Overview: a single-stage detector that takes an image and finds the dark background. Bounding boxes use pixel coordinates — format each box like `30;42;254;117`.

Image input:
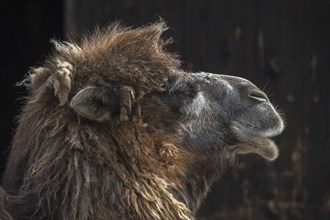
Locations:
1;0;329;219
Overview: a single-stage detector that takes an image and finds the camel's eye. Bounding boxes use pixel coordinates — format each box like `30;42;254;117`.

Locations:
169;80;199;99
179;91;206;117
177;90;195;99
179;84;201;103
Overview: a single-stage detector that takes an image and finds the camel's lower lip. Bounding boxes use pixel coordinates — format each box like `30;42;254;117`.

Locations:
232;129;280;161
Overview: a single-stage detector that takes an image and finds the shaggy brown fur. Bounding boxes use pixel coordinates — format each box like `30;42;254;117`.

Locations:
0;21;284;220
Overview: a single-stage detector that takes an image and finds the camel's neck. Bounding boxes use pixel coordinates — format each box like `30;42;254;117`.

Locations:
172;149;236;215
184;167;221;214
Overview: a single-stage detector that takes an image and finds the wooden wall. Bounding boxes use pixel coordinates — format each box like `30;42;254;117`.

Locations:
1;0;329;219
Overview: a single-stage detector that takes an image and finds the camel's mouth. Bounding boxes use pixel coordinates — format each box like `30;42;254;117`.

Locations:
231;123;284;161
235;136;279;161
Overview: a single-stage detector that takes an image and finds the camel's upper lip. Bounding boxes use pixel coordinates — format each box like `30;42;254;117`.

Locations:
231;120;285;140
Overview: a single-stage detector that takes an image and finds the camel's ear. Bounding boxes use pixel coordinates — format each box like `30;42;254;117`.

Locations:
70;87;118;121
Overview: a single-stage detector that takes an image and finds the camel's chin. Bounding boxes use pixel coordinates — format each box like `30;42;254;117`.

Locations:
235;137;279;161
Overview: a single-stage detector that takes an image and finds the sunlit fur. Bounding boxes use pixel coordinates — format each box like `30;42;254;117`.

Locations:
0;21;284;220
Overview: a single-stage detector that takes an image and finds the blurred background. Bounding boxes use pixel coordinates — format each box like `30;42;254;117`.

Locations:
0;0;329;219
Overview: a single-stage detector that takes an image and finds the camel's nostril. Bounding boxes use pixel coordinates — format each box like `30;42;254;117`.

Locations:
249;90;268;102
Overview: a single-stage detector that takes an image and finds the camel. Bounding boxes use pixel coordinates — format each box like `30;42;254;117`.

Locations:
0;21;284;220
